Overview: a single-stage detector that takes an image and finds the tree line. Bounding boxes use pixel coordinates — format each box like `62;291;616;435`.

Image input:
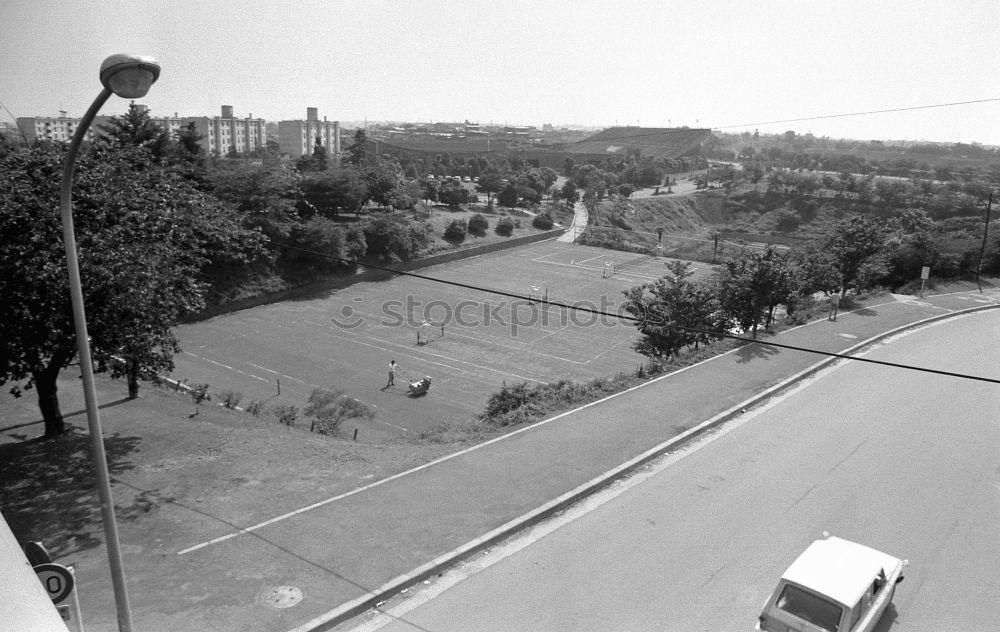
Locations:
622;211;936;361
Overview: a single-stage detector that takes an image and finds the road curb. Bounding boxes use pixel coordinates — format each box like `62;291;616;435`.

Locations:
288;302;998;632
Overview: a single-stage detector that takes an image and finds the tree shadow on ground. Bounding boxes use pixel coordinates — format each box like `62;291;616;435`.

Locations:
850;307;879;317
0;428;141;558
0;396;132;435
111;478;401;605
734;340;781;363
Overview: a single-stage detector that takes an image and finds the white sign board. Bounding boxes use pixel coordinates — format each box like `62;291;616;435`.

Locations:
34;563;74;604
921;266;930;280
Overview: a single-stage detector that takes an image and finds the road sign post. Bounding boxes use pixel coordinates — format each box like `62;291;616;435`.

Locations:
34;562;84;631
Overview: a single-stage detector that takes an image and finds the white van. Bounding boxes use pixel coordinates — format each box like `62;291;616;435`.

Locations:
756;536;906;632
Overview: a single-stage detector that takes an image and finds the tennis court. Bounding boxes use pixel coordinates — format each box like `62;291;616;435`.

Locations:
171;241;718;439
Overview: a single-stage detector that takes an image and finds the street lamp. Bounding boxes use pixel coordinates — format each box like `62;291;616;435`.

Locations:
60;53;161;632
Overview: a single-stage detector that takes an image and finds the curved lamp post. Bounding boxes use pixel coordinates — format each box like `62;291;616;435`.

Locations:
60;53;160;632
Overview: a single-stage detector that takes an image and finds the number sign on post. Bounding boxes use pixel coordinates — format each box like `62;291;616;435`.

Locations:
33;562;74;605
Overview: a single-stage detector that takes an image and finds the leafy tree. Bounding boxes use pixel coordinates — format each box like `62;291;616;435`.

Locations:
98;102;172;160
420;178;439;209
299;168;368;218
790;243;840;296
824;215;889;294
884;209;938;287
622;261;721;360
538;167;559;192
170;122;207;185
283;217;365;272
717;246;795;337
437;180;471;208
388;178;421;211
562;157;575;177
560;180;580;207
362;214;430;262
314;136;329;170
0;141;266;436
209;161;302;243
571;163;607;191
346;129;368;167
497;182;519;208
363;161;403;209
476;172;503;207
581;188;601;218
0;132;17;159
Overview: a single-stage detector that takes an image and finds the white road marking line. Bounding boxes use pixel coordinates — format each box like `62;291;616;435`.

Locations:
183;352;270;383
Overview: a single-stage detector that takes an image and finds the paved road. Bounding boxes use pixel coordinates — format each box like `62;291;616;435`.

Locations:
345;311;1000;632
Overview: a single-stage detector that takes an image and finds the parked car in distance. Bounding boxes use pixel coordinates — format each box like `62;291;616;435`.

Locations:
756;535;906;632
463;176;471;182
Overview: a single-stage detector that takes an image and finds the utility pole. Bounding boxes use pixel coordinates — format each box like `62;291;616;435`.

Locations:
976;192;993;292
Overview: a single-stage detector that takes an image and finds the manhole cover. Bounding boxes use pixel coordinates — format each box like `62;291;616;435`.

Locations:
261;586;302;608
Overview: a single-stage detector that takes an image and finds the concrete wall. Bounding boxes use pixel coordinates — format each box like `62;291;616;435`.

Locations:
190;228;565;321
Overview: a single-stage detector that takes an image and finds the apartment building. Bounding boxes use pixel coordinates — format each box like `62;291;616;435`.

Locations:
278;107;340;159
17;106;184;145
184;105;266;156
15;111;102;143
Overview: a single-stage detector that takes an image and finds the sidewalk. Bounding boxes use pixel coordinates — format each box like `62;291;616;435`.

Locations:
10;290;1000;631
556;200;588;243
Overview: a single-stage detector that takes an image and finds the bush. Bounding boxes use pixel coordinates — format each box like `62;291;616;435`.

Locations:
304;387;376;435
190;383;211;404
245;400;264;417
532;213;555;229
481;378;628;428
444;219;468;243
482;382;533;419
495;217;515;236
273;404;298;427
220;390;242;409
468;213;489;237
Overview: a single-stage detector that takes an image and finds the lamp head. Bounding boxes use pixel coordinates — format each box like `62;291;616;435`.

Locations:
99;54;160;99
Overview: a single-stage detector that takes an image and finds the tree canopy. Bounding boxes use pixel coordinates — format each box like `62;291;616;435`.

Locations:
622;261;721;361
0;140;266;437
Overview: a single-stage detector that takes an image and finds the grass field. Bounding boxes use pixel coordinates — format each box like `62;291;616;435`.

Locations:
170;240;718;441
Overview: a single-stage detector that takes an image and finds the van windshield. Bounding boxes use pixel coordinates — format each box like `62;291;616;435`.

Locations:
776;584;844;632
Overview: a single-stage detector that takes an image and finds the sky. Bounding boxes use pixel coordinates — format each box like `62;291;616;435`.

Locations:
2;0;1000;144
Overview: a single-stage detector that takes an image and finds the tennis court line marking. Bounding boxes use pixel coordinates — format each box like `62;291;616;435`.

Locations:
304;321;548;385
303;310;590;367
182;352;270;383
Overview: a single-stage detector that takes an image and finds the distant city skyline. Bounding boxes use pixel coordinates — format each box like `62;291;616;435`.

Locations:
2;1;998;145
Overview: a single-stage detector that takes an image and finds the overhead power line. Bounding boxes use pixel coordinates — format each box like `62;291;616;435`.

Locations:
713;97;1000;131
557;97;1000;145
279;242;1000;386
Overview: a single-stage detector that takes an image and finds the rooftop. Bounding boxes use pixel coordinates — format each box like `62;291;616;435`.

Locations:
781;536;903;607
